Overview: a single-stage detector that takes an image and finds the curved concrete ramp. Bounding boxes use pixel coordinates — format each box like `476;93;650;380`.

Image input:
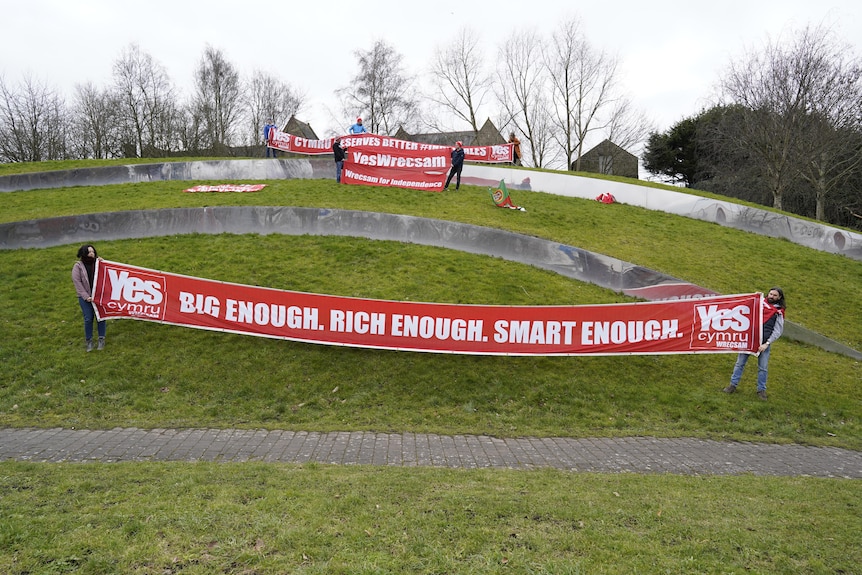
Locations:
464;165;862;261
0;158;333;191
1;206;858;360
0;206;699;296
2;159;860;261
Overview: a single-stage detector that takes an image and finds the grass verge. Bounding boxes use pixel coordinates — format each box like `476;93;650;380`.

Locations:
2;461;859;574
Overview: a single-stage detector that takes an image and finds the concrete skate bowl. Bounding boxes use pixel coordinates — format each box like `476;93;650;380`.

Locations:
1;158;860;262
1;205;859;360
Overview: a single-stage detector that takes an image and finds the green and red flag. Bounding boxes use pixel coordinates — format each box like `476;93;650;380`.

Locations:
488;180;525;211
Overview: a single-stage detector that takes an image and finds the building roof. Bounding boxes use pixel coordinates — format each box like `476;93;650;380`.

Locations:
283;115;318;140
395;118;506;147
579;139;636;160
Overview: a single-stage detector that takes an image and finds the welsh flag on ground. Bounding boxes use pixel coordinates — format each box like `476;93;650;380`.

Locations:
488;180;526;211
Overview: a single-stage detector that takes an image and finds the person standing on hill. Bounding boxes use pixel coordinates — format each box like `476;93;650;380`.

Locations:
444;141;465;191
508;132;521;166
332;136;347;183
72;244;107;352
723;287;786;400
348;117;367;134
263;123;276;157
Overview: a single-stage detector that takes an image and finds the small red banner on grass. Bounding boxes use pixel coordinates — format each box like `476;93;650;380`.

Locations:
183;184;267;193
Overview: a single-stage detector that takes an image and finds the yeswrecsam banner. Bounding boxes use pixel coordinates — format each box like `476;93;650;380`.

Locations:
341;135;449;191
269;130;513;192
92;260;762;356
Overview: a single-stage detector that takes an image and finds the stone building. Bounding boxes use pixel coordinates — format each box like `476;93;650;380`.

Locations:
574;139;639;179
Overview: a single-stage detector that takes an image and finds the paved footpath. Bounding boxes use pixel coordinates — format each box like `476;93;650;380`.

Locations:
2;427;861;478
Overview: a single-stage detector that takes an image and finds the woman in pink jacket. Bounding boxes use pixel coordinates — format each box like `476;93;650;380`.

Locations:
72;244;106;351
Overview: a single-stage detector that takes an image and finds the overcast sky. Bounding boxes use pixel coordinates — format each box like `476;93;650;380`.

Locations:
2;0;860;142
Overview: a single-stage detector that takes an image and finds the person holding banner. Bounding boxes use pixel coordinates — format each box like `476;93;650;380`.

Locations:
72;244;106;352
263;123;277;158
349;117;367;134
509;132;522;166
723;287;786;400
444;141;466;191
332;137;347;183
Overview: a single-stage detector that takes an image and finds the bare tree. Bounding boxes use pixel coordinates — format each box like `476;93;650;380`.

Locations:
429;27;492;134
338;40;418;135
176;101;206;155
192;45;243;152
70;81;121;159
716;26;862;212
790;28;862;221
112;44;177;157
497;30;555;167
545;18;619;171
0;74;67;162
246;70;305;145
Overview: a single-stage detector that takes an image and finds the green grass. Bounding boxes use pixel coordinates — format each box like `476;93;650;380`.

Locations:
1;233;859;447
1;160;860;574
5;156;849;230
2;462;859;574
1;177;859;350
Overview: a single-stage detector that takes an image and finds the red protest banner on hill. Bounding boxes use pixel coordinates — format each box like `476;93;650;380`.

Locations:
268;128;514;169
269;130;335;155
91;260;762;356
463;143;513;163
340;135;449;191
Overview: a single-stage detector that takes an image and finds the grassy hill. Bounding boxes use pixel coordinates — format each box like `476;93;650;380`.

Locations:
1;163;859;445
0;161;860;574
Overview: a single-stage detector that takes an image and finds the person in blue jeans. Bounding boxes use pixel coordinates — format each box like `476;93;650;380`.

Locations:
723;287;786;400
263;123;278;157
263;123;272;157
332;136;347;183
72;244;107;351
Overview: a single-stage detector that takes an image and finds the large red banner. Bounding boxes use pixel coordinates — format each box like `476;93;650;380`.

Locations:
269;128;514;163
92;260;762;356
269;129;514;192
269;130;513;192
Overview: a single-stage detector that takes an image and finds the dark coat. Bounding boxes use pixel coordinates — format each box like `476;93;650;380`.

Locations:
450;147;465;169
332;141;347;162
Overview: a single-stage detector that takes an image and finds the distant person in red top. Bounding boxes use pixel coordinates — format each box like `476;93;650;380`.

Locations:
723;287;786;400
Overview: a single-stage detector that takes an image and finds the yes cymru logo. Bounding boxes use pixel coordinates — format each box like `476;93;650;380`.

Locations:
98;267;166;320
691;302;754;350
